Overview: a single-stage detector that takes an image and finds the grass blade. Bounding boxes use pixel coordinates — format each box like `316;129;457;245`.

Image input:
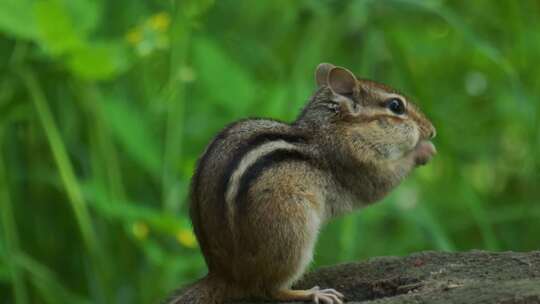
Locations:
19;68;99;255
0;128;29;304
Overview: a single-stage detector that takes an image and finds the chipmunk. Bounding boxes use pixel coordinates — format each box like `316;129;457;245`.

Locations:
167;63;436;304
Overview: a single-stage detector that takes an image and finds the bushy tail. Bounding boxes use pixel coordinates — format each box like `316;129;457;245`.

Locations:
163;275;230;304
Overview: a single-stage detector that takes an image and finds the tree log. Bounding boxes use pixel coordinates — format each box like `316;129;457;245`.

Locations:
235;251;540;304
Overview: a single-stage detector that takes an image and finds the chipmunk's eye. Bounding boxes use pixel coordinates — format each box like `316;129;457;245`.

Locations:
386;98;406;115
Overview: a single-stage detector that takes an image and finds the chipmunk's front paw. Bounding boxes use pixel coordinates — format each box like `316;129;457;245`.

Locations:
308;286;344;304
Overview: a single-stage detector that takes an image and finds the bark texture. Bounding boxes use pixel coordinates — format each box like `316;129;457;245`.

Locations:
234;250;540;304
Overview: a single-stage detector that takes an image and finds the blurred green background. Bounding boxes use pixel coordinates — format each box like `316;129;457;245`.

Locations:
0;0;539;303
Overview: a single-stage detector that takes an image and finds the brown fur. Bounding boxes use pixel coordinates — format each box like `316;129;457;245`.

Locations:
167;63;436;303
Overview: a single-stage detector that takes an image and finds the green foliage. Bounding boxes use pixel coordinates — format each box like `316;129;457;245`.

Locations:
0;0;539;303
0;0;37;40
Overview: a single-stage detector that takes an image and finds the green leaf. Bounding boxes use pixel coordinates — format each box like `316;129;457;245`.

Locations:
63;0;100;34
181;0;215;18
15;253;91;304
99;97;161;176
0;0;37;39
193;38;255;113
82;181;188;235
67;42;129;80
0;79;32;124
33;0;84;55
0;248;10;283
0;265;9;283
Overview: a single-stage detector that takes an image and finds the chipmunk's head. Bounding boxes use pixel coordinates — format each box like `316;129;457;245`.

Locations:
300;63;436;172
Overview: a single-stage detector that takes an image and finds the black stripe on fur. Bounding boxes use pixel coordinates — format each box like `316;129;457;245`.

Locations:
235;148;312;215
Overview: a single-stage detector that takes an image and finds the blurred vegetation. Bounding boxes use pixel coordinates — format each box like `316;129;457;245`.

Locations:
0;0;539;303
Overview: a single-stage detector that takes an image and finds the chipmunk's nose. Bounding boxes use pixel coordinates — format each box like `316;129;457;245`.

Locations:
420;122;436;140
429;126;437;139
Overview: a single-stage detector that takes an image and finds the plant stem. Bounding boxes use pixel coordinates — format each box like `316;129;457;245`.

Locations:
20;69;99;255
19;69;109;301
0;128;29;304
162;7;191;212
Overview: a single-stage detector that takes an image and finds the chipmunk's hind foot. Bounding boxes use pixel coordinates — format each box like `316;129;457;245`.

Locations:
272;286;344;304
310;286;344;304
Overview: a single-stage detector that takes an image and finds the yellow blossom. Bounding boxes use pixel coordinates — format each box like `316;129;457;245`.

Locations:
176;229;197;248
132;221;149;240
126;29;142;45
148;12;171;32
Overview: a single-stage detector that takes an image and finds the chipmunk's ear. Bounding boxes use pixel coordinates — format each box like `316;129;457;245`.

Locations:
327;66;358;96
315;63;336;87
